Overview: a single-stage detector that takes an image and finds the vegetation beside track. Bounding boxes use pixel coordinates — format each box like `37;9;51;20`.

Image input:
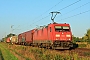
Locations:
0;42;90;60
0;43;18;60
0;49;4;60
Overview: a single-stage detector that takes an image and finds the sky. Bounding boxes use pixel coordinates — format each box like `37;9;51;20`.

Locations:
0;0;90;39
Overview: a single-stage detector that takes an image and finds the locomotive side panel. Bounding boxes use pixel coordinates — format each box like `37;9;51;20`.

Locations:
33;27;52;47
42;28;48;41
33;28;48;43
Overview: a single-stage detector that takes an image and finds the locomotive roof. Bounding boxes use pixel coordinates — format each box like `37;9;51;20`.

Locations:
35;23;70;30
48;22;70;25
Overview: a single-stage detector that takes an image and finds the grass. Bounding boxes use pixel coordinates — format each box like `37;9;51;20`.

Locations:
0;43;18;60
0;49;4;60
0;42;90;60
28;47;90;60
29;48;74;60
8;44;32;60
84;52;90;56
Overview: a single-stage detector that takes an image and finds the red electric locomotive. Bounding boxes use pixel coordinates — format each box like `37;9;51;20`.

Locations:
33;22;73;49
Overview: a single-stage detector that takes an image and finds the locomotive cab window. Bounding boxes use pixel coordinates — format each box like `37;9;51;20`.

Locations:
55;26;70;32
55;26;62;32
63;26;70;31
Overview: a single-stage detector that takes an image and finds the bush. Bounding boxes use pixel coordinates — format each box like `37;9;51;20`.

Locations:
78;44;87;48
54;54;64;60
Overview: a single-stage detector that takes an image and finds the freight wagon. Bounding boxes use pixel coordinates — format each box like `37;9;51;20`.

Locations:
10;36;18;44
18;30;34;45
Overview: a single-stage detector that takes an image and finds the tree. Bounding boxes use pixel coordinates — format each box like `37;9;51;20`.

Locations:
6;33;16;38
82;35;88;41
86;29;90;43
86;29;90;39
72;35;80;43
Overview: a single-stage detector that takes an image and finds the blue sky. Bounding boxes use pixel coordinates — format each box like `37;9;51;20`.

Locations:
0;0;90;39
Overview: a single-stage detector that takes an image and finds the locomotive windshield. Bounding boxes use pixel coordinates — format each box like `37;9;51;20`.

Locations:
55;26;70;32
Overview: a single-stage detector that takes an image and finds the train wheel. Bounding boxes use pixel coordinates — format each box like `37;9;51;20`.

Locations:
24;43;27;46
46;46;50;49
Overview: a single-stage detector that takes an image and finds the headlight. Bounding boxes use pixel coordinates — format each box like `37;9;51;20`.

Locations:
68;39;71;40
56;34;60;37
66;35;71;37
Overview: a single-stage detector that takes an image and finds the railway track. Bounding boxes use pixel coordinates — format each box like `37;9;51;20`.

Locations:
53;48;90;57
24;44;90;57
70;48;90;56
14;44;90;57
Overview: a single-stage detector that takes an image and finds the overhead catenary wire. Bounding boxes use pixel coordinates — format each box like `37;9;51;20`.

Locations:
27;0;81;29
62;2;90;15
21;0;64;30
21;0;90;32
38;0;63;17
20;14;50;31
30;0;81;26
30;0;81;24
29;14;50;29
30;0;81;25
27;0;64;23
58;10;90;21
58;0;81;11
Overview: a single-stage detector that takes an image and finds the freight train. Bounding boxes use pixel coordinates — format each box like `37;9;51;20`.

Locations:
7;22;73;49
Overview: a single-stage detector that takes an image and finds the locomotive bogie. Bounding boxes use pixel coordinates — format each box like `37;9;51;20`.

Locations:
52;41;73;49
